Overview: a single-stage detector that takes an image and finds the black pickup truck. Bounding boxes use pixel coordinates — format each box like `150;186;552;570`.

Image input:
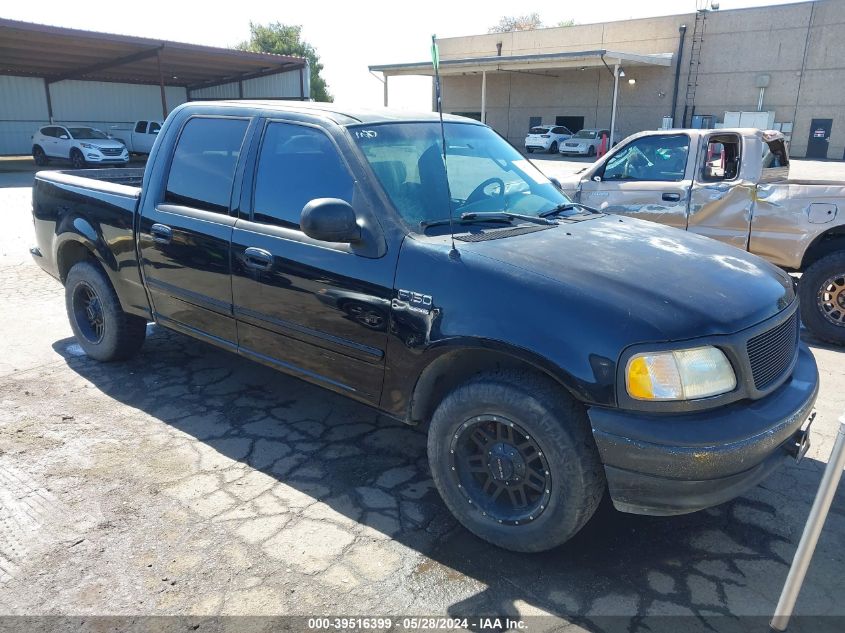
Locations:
31;101;818;552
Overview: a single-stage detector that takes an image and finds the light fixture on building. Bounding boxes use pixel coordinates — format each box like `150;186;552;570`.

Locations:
628;78;636;85
619;69;626;77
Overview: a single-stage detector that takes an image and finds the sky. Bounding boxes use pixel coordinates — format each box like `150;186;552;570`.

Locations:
5;0;805;110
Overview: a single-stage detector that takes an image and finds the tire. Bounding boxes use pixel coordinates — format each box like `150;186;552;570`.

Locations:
65;260;147;361
427;370;605;552
799;251;845;345
549;142;558;154
588;146;596;157
526;148;534;154
70;149;86;169
32;146;49;166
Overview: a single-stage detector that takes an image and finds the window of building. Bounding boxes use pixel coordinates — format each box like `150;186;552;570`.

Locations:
252;122;354;228
602;134;689;182
164;117;249;213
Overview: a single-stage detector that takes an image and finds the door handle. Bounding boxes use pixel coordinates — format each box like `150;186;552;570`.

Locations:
150;223;172;244
243;247;273;271
662;192;682;202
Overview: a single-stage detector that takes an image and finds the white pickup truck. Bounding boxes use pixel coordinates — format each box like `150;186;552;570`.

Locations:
109;120;162;154
559;128;845;345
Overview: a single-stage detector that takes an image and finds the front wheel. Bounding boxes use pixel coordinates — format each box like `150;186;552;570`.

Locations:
526;148;534;154
32;146;49;166
799;251;845;345
549;142;558;154
65;260;147;361
588;146;596;157
70;149;86;169
427;371;605;552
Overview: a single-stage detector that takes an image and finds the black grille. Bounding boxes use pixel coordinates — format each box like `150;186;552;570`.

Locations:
747;311;799;390
100;147;123;156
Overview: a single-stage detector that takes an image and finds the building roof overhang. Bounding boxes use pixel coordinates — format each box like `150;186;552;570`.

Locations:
370;49;673;77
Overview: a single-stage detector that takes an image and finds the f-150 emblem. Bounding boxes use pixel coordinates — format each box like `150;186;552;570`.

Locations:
394;289;433;314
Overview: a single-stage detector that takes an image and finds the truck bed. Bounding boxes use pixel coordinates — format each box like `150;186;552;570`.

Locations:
31;167;150;319
57;167;145;188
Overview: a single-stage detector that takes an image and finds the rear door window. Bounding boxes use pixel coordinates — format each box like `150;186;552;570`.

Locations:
164;117;249;213
252;122;354;228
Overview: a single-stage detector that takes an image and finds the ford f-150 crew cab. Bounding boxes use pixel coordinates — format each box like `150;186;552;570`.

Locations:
31;102;818;552
559;128;845;345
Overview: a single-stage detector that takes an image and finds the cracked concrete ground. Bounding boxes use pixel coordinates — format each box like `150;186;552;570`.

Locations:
1;161;845;631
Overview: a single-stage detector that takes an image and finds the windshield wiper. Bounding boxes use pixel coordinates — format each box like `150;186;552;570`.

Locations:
420;211;554;230
539;202;598;218
459;211;556;225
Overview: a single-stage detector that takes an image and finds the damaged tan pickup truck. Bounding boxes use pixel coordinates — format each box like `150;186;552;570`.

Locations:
559;128;845;345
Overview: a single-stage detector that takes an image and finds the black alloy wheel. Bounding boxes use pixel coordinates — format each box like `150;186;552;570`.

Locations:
71;281;105;344
450;415;552;526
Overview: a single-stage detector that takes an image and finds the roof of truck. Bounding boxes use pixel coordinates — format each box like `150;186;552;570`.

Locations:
210;100;479;125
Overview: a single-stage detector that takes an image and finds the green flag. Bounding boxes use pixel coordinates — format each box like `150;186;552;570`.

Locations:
430;35;440;70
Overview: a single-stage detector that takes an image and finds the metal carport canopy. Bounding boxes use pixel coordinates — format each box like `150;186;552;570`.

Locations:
0;18;308;118
370;49;674;145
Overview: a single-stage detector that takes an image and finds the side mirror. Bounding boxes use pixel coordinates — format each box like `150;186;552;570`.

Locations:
301;198;361;243
592;175;602;182
549;177;562;191
59;135;69;140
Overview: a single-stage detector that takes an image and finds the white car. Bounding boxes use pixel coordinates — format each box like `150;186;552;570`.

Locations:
32;125;130;168
559;128;610;157
524;125;573;154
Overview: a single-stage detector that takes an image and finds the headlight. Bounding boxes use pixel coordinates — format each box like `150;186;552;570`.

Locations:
626;346;736;401
80;143;98;150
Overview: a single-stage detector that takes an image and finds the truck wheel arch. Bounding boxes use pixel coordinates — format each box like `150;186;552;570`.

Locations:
801;227;845;271
407;343;582;425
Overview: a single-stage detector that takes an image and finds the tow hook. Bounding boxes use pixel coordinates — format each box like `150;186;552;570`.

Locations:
786;410;815;462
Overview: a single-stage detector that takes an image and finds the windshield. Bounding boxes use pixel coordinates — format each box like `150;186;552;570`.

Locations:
574;130;597;139
352;122;570;229
68;127;109;140
529;127;550;134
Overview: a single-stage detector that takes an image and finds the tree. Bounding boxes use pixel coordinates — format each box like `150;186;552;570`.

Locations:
488;13;543;33
556;19;576;27
237;22;332;102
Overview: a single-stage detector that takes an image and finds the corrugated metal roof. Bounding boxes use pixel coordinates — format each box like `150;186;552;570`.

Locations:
0;18;307;89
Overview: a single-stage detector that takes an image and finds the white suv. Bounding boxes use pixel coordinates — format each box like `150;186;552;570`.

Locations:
32;125;130;168
524;125;573;154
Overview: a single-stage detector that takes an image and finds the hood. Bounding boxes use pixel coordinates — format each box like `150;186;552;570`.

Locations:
460;214;794;343
83;139;126;149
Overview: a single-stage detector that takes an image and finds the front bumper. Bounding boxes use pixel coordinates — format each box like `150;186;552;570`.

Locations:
560;145;588;155
587;344;819;516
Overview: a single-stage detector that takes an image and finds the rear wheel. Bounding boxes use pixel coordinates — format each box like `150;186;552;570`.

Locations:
427;370;605;552
799;251;845;345
65;260;147;361
549;142;558;154
70;149;86;169
32;146;49;166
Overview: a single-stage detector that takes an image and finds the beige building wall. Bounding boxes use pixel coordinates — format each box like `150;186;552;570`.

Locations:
436;0;845;158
